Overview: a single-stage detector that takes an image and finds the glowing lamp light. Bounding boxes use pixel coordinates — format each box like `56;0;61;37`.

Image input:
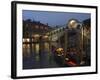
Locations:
56;48;63;52
23;38;30;42
26;38;30;42
23;39;25;42
44;35;48;38
34;34;40;38
68;19;78;29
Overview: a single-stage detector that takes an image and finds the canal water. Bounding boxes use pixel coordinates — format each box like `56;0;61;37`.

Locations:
23;42;59;69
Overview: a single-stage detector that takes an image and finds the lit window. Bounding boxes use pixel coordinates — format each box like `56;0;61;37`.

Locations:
23;38;30;42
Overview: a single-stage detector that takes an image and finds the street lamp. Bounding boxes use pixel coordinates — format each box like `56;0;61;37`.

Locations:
68;19;79;29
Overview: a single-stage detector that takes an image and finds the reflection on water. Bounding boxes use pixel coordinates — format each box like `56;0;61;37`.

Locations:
23;42;50;58
35;43;39;54
35;43;39;61
23;44;30;57
44;42;50;52
23;42;59;69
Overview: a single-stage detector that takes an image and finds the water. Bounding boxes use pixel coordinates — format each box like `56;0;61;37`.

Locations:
23;42;59;69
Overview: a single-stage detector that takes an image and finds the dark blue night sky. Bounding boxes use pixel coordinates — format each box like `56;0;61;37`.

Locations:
23;10;90;26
